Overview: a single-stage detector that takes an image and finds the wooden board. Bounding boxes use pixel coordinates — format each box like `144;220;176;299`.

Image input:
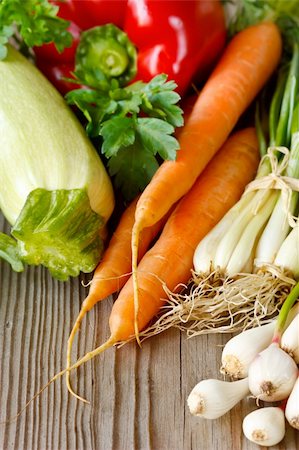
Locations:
0;213;298;450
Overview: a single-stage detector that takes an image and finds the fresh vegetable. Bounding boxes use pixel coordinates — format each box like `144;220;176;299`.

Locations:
70;24;138;90
220;322;276;379
193;45;299;278
130;21;282;339
0;45;114;280
33;0;128;92
187;378;249;419
66;195;171;398
285;376;299;430
124;0;226;96
281;313;299;362
162;37;299;335
274;219;299;278
65;24;183;200
64;126;260;400
185;286;299;446
33;0;226;97
248;342;297;402
0;0;72;59
242;407;286;447
245;283;299;402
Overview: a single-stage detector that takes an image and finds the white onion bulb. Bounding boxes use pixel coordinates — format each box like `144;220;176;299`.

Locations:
281;313;299;363
285;376;299;430
243;407;285;447
187;378;249;419
221;322;276;379
248;343;297;401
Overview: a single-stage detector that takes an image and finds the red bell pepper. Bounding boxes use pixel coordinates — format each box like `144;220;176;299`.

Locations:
124;0;226;96
34;0;128;93
34;0;226;97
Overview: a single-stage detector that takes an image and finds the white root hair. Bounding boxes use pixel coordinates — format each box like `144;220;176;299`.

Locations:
137;268;295;341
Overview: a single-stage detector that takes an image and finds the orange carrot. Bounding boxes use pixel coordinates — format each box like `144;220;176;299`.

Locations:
131;21;282;338
84;196;168;309
66;196;170;398
65;127;260;400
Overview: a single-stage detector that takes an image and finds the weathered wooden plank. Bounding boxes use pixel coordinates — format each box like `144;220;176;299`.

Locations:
0;213;298;450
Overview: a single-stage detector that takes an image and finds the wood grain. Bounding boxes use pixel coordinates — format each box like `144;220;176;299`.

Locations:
0;213;298;450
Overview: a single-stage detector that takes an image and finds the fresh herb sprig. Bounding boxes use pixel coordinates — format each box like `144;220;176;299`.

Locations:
66;25;184;201
0;0;72;59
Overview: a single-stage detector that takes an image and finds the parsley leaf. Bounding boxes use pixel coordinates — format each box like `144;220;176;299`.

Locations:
108;143;159;200
139;75;184;128
67;78;184;200
136;118;179;161
0;0;72;59
100;117;136;157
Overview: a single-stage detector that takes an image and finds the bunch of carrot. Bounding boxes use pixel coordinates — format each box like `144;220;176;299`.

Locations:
64;21;283;400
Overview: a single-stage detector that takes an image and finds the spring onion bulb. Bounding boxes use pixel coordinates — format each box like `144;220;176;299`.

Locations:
285;376;299;430
242;407;285;447
193;163;272;275
193;192;255;274
225;191;278;276
220;322;276;379
187;378;249;419
281;313;299;363
274;223;299;279
254;191;298;268
255;124;299;269
248;343;297;401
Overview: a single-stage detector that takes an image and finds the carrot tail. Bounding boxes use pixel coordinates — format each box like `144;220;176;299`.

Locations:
66;196;170;396
66;301;91;401
3;336;116;422
67;336;116;401
65;336;117;403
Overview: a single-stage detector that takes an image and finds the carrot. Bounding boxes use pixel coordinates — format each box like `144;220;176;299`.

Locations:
66;195;171;398
131;21;282;339
63;127;260;401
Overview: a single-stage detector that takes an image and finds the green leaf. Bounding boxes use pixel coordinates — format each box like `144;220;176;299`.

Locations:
128;74;184;127
108;143;159;200
100;117;136;157
146;74;178;92
66;88;118;136
0;232;24;272
0;0;72;59
116;92;142;115
11;188;104;281
136;118;180;160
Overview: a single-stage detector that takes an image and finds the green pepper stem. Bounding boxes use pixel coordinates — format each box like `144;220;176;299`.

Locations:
75;24;137;91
